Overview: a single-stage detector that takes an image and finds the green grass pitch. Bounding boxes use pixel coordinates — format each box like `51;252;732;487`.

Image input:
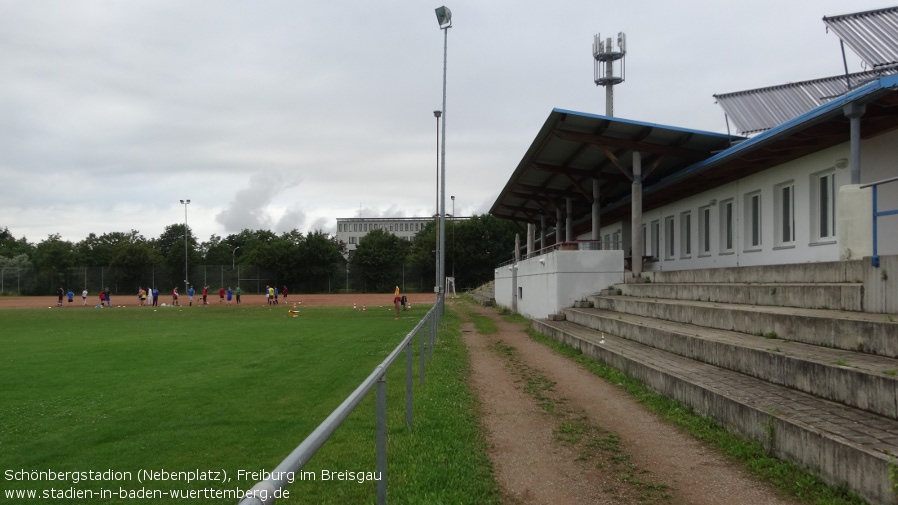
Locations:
0;304;500;504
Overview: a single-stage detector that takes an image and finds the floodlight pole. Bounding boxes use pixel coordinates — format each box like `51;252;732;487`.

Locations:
451;195;455;279
180;199;191;293
435;6;451;309
433;110;442;302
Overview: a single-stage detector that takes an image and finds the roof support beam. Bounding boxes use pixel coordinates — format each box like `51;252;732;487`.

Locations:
845;102;866;184
631;151;644;276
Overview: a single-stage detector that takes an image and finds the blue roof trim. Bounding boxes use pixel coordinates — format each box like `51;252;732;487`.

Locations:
551;108;742;140
644;73;898;195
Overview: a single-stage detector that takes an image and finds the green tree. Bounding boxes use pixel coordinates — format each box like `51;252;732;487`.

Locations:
406;214;519;291
242;235;299;287
154;224;201;289
110;240;163;291
31;234;77;293
450;214;519;289
406;220;438;291
201;234;237;266
296;230;346;292
0;227;33;259
74;231;144;267
351;229;410;293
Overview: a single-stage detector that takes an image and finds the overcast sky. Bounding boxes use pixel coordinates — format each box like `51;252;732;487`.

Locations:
0;0;888;244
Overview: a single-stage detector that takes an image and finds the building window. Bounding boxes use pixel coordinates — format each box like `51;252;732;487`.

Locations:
680;211;692;258
744;191;762;249
812;170;837;242
775;182;795;246
699;206;711;256
349;236;356;244
651;220;660;258
613;231;621;250
603;234;610;250
664;216;675;259
719;199;734;253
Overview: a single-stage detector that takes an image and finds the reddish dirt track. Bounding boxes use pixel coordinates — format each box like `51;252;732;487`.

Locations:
0;293;436;310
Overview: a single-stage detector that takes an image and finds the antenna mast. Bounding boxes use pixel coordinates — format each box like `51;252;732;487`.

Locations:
593;32;626;116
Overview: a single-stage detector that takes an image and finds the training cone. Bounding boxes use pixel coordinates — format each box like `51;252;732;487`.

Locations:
293;302;297;309
353;302;357;309
363;304;366;312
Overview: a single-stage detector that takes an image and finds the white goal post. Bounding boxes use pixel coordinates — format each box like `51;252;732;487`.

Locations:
445;277;457;298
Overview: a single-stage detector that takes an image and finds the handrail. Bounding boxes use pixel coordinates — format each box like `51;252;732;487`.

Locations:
860;176;898;267
238;299;442;505
499;240;621;267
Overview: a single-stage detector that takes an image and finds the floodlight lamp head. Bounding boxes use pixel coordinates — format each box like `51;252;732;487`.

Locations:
434;110;442;118
180;199;191;204
435;6;452;28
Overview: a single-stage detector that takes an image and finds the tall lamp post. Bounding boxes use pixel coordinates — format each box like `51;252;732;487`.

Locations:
435;5;451;304
180;199;191;293
451;195;455;280
433;109;441;300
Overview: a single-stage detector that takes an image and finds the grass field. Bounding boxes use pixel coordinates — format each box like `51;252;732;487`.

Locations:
0;303;499;504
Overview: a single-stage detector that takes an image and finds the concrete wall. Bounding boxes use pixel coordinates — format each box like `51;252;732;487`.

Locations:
839;185;873;260
494;249;624;319
582;130;898;272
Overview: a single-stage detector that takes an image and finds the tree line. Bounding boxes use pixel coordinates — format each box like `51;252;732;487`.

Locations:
0;214;518;295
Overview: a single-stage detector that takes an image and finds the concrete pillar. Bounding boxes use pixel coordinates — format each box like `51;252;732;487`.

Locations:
556;208;563;245
631;151;644;276
592;179;600;241
838;185;873;260
512;234;520;313
566;197;573;242
526;223;534;257
844;103;865;185
540;215;546;251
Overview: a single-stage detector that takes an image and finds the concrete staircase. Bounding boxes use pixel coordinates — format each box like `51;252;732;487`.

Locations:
467;280;495;307
532;262;898;505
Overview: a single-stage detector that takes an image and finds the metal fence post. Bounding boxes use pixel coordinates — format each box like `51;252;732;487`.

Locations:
405;340;413;427
376;374;387;505
420;320;426;385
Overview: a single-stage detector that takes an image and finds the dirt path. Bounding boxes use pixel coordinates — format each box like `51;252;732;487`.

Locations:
459;301;802;505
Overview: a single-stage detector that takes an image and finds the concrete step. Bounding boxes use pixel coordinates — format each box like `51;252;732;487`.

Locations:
532;317;898;505
642;260;866;284
587;295;898;358
562;306;898;419
615;282;864;312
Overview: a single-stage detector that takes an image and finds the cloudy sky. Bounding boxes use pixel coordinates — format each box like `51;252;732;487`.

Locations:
0;0;887;244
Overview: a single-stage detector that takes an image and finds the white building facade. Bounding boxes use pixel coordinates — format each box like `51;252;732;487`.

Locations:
335;217;434;258
595;133;898;271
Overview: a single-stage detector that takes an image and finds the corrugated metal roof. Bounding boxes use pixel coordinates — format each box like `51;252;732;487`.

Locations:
713;6;898;135
488;110;741;224
713;70;891;134
824;6;898;68
491;74;898;234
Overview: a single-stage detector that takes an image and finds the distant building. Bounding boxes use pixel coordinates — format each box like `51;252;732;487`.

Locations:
336;217;434;258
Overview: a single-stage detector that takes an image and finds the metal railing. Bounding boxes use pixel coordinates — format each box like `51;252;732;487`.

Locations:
860;175;898;267
237;297;443;505
501;240;621;267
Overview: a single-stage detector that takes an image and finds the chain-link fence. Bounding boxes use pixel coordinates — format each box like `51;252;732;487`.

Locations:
1;265;277;297
2;263;435;296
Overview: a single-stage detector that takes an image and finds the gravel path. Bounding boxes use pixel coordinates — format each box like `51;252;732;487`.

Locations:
461;301;803;505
